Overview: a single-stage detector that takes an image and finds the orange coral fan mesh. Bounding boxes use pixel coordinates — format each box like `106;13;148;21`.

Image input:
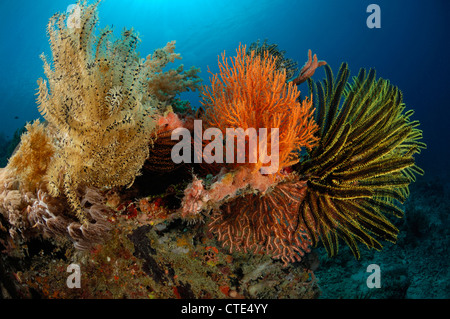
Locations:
208;180;312;266
201;44;318;173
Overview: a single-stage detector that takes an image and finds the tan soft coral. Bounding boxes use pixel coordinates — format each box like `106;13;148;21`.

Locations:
1;119;55;238
0;168;34;239
7;119;54;192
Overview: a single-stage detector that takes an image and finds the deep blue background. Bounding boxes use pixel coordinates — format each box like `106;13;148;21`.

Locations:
0;0;449;178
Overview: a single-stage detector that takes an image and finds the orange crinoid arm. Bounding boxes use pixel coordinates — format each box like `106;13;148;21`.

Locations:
201;44;318;173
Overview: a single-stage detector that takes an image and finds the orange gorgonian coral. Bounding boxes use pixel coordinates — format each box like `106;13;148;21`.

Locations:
201;44;318;174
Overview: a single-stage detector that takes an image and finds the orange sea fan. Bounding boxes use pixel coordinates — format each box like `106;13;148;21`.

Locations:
201;44;318;173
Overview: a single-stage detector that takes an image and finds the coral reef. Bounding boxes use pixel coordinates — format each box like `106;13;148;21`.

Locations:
248;39;300;82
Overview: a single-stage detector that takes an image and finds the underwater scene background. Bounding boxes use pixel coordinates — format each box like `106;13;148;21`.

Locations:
0;0;448;300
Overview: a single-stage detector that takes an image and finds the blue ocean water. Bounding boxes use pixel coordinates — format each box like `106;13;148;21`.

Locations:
0;0;449;179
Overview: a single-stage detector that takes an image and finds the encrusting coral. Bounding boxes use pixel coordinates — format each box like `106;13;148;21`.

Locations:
36;1;160;223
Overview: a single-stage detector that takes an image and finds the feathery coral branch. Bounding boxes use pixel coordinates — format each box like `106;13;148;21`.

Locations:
201;43;318;173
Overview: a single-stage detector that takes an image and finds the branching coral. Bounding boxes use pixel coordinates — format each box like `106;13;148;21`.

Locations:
36;1;159;223
180;167;278;219
0;0;425;272
146;42;202;103
294;63;426;257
